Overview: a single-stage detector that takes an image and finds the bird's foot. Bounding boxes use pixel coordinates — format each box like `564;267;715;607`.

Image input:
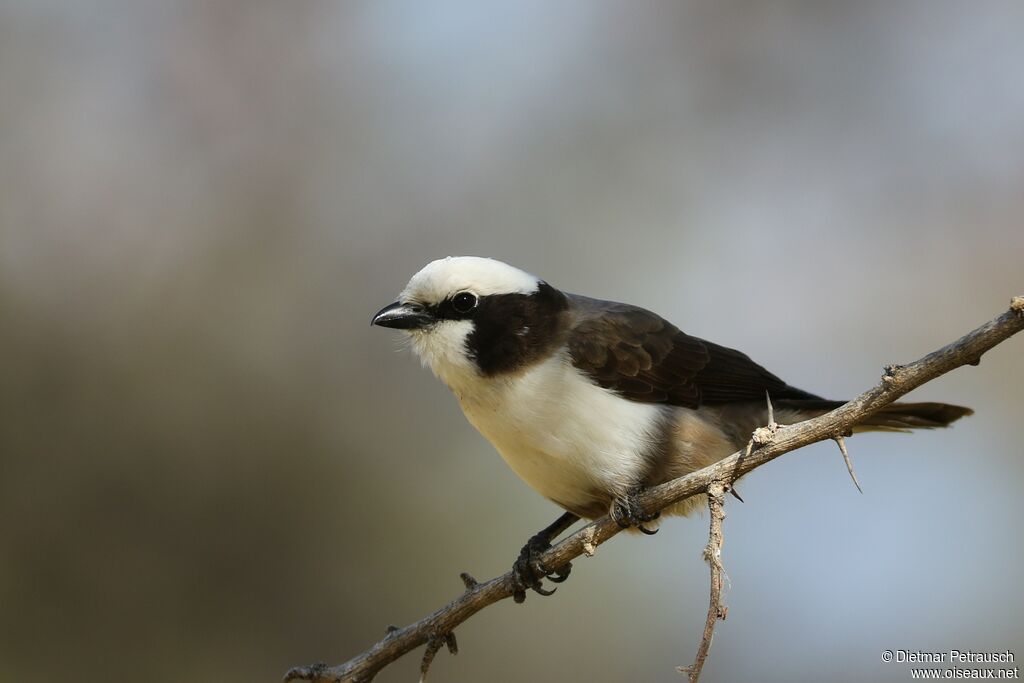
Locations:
610;490;660;535
510;533;572;604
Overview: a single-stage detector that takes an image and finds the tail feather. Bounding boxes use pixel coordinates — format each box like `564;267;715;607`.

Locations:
774;399;973;431
860;401;974;430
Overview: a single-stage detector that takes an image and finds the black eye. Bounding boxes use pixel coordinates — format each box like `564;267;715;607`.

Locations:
451;292;478;314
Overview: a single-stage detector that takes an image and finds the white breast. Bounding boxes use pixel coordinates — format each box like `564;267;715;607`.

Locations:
451;351;665;511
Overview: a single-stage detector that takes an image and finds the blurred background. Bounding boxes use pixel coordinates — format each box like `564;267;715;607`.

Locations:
1;2;1022;681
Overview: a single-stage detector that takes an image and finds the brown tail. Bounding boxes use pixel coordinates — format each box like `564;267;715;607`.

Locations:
776;400;974;431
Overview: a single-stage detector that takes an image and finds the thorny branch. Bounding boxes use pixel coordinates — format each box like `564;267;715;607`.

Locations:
677;480;728;682
285;296;1024;683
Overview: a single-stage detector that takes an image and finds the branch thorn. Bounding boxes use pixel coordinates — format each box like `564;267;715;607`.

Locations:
833;434;863;494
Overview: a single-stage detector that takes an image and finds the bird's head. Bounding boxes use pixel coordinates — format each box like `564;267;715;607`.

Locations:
371;256;568;388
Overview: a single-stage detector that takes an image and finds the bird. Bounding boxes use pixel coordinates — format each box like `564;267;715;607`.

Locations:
371;256;972;601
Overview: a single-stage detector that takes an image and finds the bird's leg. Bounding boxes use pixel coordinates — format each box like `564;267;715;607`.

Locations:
511;511;580;603
610;487;660;535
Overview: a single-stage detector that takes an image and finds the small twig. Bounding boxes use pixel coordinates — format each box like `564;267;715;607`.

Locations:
419;632;457;683
283;662;327;683
678;481;728;682
418;636;441;683
833;435;863;493
459;572;478;590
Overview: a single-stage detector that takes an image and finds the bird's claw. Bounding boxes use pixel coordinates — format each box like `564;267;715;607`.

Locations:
610;491;660;534
510;533;572;603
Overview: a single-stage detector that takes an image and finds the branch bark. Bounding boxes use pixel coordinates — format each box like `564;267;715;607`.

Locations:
677;480;728;682
285;296;1024;683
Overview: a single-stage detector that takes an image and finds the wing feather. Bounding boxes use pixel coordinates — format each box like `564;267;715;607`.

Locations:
565;294;819;408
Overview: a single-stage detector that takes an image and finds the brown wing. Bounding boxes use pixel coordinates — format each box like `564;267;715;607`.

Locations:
565;294;820;408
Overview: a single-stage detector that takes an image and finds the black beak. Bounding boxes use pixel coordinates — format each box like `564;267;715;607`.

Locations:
370;301;434;330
